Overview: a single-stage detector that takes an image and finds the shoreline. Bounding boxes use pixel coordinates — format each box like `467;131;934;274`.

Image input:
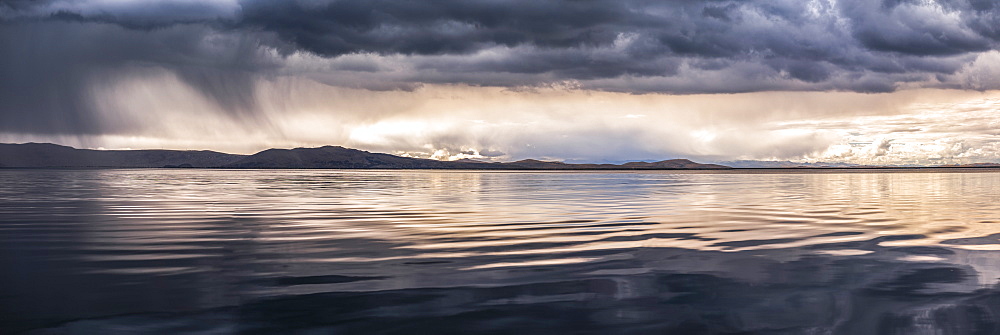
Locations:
3;167;1000;173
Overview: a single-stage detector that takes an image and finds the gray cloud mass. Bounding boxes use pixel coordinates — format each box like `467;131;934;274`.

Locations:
1;0;999;138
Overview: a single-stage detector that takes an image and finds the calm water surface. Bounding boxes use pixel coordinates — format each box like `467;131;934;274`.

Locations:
2;169;1000;334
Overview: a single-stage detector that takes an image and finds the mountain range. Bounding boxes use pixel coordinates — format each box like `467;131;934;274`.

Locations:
0;143;730;170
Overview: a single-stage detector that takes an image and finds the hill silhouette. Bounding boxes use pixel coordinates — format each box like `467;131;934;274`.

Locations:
0;143;730;170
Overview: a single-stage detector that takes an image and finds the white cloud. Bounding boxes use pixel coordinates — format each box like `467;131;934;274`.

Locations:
951;51;1000;91
3;67;999;165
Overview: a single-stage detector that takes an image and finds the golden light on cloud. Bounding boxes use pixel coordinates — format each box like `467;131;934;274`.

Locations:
2;69;999;165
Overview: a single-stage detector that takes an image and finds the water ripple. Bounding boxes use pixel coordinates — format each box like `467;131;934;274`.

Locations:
2;169;1000;333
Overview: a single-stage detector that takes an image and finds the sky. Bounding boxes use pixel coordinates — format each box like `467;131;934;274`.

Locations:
2;0;1000;165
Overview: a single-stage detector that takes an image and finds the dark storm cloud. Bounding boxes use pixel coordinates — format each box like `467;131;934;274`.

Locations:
843;0;992;55
1;0;238;29
0;19;276;134
234;0;1000;92
238;0;632;56
2;0;1000;135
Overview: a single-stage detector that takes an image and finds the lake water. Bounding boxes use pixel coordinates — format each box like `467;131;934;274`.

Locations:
2;169;1000;334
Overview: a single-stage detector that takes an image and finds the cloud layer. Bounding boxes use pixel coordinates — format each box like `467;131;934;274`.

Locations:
1;0;999;163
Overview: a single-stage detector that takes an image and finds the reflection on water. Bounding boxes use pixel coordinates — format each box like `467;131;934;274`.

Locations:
1;169;1000;334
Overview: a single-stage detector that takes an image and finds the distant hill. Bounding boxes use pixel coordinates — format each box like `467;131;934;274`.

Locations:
494;158;729;170
225;146;486;169
0;143;243;168
937;163;1000;168
0;143;730;170
622;159;730;169
720;160;861;168
224;146;729;169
